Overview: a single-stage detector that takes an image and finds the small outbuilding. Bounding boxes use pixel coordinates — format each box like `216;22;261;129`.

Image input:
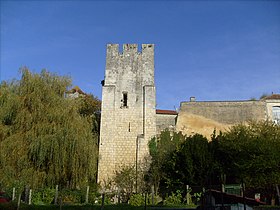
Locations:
203;189;265;210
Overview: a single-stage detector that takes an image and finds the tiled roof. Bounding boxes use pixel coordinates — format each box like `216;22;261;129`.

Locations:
262;94;280;100
66;86;86;95
156;109;177;115
207;189;266;206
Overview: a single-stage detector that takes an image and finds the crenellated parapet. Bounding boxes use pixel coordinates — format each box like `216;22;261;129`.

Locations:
106;43;154;55
104;44;154;86
98;44;157;187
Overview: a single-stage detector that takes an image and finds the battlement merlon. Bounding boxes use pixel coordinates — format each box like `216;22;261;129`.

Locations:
142;44;154;53
105;43;155;85
106;44;154;55
106;44;119;57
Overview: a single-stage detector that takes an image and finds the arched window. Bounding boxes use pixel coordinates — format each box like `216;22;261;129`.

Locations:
272;106;280;124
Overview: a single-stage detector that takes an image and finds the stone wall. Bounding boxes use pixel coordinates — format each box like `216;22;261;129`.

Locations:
176;100;267;138
98;44;156;185
156;111;177;134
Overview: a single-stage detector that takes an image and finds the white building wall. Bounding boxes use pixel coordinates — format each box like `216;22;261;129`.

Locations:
98;44;156;185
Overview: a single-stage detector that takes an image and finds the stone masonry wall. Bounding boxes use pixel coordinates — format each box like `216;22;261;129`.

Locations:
98;44;156;185
179;101;267;124
176;100;267;138
156;114;177;134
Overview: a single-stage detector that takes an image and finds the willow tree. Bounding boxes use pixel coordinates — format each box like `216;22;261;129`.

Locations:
0;68;99;190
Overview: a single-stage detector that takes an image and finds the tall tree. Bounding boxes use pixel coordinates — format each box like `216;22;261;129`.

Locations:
147;122;280;202
158;134;215;196
147;130;185;195
0;68;99;190
213;121;280;188
212;121;280;204
77;93;101;134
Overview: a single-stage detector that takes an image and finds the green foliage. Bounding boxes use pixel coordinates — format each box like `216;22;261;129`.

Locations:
113;163;149;203
148;122;280;200
129;194;145;206
213;121;280;189
77;94;101;134
87;192;99;204
176;134;214;186
129;193;160;206
0;68;100;190
32;188;56;205
97;194;112;205
0;203;146;210
147;130;185;194
60;189;83;204
113;165;137;202
86;191;112;205
193;192;202;204
149;132;215;196
164;190;183;206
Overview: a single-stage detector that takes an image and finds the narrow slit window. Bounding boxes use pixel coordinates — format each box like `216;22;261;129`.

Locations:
123;92;128;107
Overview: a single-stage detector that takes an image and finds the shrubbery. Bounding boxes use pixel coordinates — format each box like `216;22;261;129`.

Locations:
60;189;83;204
32;188;56;205
164;190;183;206
129;193;161;206
129;194;145;206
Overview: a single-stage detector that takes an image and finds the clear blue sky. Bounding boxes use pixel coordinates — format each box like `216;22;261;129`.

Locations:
1;0;280;109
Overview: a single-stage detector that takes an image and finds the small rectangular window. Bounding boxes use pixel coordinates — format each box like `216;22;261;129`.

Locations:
272;106;280;124
123;92;128;107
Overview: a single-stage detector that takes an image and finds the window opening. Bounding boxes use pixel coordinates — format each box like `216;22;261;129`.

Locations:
137;45;142;53
272;106;280;124
119;45;123;54
123;92;128;107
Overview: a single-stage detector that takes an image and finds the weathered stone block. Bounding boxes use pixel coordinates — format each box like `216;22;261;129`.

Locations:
98;44;156;185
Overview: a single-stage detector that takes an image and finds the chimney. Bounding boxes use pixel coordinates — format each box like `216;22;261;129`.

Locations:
190;96;196;102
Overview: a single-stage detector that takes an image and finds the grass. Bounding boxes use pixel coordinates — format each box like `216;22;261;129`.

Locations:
0;202;196;210
254;206;280;210
0;203;144;210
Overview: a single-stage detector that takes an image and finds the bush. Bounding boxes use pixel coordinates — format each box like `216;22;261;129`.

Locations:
129;194;145;206
148;194;161;205
32;188;56;205
129;193;161;206
87;191;100;204
87;192;112;205
164;190;183;206
60;189;82;204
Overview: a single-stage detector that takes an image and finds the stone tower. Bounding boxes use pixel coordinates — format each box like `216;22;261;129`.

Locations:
98;44;156;185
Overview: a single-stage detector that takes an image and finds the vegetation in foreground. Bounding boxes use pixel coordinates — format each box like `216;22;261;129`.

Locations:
146;122;280;205
0;203;145;210
0;68;101;191
0;68;279;207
